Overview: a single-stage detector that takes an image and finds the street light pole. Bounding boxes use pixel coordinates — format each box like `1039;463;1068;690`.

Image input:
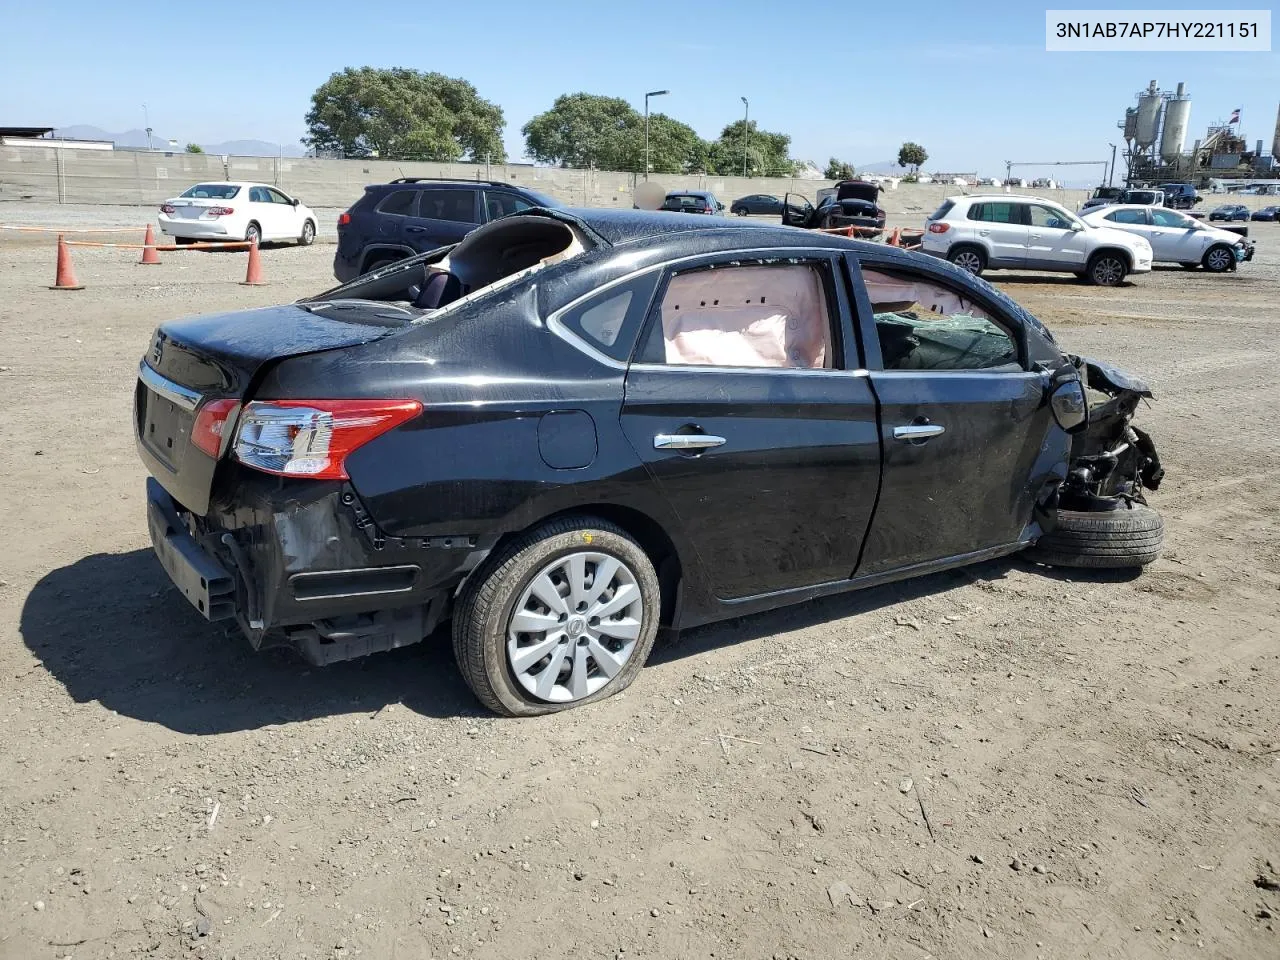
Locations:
143;103;153;152
643;89;669;180
1107;142;1117;186
740;97;749;177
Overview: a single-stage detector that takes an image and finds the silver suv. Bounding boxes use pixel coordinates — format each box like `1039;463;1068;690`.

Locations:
922;195;1153;286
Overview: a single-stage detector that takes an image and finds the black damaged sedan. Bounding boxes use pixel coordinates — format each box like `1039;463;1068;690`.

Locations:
136;208;1165;715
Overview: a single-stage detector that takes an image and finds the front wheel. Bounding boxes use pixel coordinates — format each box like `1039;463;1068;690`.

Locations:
299;219;316;246
1086;252;1128;286
244;222;261;245
1025;502;1163;569
1202;244;1234;273
452;517;662;716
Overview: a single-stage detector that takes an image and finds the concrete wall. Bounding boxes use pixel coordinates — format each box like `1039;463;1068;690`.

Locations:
1;145;1113;218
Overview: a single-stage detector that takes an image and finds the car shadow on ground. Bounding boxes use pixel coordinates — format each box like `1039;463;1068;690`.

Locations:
21;549;1137;734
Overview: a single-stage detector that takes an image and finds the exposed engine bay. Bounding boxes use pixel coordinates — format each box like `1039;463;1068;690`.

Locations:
1061;355;1165;512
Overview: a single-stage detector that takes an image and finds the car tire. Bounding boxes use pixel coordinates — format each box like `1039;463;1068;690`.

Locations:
1202;244;1234;273
734;207;748;216
452;516;662;717
947;245;986;276
1025;502;1163;569
299;220;316;246
1086;251;1128;286
361;254;402;275
244;222;261;245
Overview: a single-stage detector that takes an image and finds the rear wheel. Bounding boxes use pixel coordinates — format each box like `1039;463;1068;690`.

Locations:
360;254;401;276
1025;502;1163;569
1202;244;1234;273
299;219;316;246
948;246;986;276
734;206;748;216
1086;251;1127;286
452;517;662;716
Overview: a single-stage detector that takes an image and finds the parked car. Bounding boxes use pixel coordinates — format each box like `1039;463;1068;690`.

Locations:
158;182;317;246
1079;185;1126;213
1081;204;1254;272
333;178;563;283
1250;206;1280;221
660;191;723;215
921;194;1153;286
1158;183;1201;209
729;194;784;216
782;180;887;237
134;208;1166;716
1121;188;1165;207
1209;204;1250;222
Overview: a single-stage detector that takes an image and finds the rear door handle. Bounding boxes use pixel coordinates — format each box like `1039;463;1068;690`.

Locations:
654;433;726;450
893;423;945;442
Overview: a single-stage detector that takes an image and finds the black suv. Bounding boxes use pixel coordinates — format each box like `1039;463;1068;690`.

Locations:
333;178;562;282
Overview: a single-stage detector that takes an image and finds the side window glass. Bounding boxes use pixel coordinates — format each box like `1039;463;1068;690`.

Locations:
1150;209;1185;227
641;262;837;370
377;190;417;216
1028;204;1072;229
267;188;291;204
420;189;477;224
968;202;1020;224
249;187;266;202
861;267;1020;372
557;273;657;363
1109;209;1147;225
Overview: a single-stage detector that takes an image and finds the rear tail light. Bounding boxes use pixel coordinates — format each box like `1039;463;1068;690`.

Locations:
160;204;176;214
927;222;951;234
337;212;352;227
208;206;235;217
191;399;240;457
232;399;423;480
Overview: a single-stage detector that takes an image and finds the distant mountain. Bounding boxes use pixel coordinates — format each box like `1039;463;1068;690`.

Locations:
53;125;305;157
855;159;906;175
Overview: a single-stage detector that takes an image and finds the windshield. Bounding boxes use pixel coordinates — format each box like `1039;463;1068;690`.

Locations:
180;183;241;199
1125;191;1158;204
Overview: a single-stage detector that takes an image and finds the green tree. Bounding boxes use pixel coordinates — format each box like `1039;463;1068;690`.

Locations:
632;113;705;174
823;157;855;180
522;93;640;169
304;67;505;161
185;143;204;154
706;120;797;177
897;141;928;173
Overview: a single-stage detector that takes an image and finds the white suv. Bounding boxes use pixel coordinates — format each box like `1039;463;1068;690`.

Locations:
922;195;1153;286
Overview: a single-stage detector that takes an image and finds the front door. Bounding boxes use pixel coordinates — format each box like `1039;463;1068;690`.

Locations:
620;254;882;600
1025;202;1091;271
1147;207;1210;263
265;187;300;240
848;255;1056;574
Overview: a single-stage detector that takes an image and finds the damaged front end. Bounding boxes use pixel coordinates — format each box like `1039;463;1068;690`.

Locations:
1058;356;1165;513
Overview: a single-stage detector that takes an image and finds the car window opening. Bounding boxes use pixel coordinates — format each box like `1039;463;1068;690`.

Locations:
862;268;1019;372
659;264;832;369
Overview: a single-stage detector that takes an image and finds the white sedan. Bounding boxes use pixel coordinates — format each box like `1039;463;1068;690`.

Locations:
158;182;317;246
1080;204;1254;273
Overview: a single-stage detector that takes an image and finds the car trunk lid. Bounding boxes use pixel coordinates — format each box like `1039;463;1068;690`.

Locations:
136;302;414;515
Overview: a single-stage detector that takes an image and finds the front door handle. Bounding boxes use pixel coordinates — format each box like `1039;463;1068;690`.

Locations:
893;423;945;442
654;433;726;451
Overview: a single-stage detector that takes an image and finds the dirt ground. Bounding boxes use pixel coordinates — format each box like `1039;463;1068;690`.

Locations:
1;210;1277;960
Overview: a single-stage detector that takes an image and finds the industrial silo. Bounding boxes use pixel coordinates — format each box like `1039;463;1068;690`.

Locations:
1122;108;1138;142
1135;80;1162;148
1160;82;1191;161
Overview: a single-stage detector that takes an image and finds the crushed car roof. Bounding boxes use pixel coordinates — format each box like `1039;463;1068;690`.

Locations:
532;206;874;250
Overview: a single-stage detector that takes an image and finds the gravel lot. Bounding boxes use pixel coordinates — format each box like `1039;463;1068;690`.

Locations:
1;209;1277;960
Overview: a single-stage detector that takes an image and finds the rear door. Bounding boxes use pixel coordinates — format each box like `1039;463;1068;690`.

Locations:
620;252;882;600
404;188;479;251
966;200;1028;267
848;254;1055;573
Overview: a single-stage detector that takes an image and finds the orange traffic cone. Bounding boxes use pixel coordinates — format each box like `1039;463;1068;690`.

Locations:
887;227;901;247
50;235;84;291
239;238;265;286
139;223;161;265
846;225;855;238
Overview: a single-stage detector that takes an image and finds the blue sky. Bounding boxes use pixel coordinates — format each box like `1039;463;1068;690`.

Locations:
1;0;1276;179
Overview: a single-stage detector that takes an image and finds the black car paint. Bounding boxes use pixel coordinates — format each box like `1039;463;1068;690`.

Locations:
730;195;784;216
137;208;1155;665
